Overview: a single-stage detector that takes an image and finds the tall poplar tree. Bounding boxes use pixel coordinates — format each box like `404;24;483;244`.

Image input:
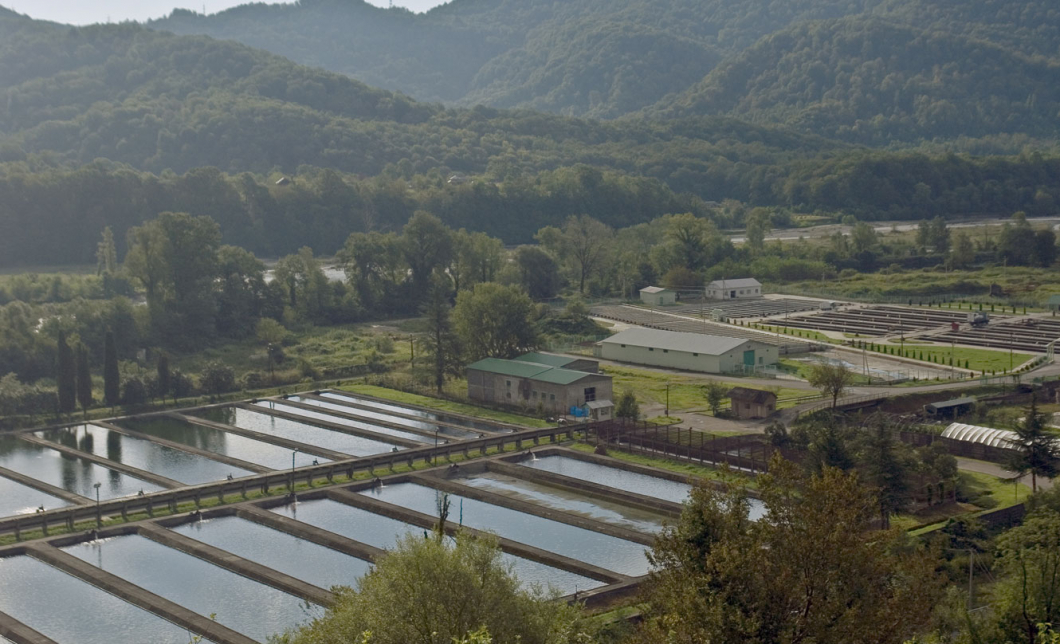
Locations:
76;343;92;415
56;331;76;414
103;331;120;406
156;353;171;404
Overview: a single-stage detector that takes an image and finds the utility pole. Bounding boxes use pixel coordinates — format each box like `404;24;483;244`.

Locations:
967;549;974;611
665;383;670;418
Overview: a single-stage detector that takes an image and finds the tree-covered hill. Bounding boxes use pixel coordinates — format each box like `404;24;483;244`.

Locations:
146;0;1060;135
655;18;1060;146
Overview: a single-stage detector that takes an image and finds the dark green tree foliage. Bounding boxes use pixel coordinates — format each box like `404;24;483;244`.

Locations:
1005;395;1060;492
452;283;537;360
156;353;170;403
513;246;561;300
402;211;453;298
55;331;76;414
75;342;92;414
421;277;462;394
859;418;911;527
992;511;1060;644
103;330;119;406
200;361;237;397
615;391;640;420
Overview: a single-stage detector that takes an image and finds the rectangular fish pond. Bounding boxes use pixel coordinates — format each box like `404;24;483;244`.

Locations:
38;424;256;486
252;401;435;445
117;415;328;471
323;391;512;433
288;396;481;440
271;498;604;595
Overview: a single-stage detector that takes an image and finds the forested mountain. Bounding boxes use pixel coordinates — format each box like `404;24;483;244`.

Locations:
146;0;1060;138
655;18;1060;145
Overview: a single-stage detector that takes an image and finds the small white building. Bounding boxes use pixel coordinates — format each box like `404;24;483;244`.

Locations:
639;286;676;307
706;278;762;300
595;327;778;374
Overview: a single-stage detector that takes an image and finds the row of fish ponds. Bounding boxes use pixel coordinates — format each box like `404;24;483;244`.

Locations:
0;390;513;519
0;443;741;644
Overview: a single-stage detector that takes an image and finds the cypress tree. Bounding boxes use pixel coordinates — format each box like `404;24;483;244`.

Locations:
157;353;171;404
104;331;120;406
56;331;76;414
76;343;92;415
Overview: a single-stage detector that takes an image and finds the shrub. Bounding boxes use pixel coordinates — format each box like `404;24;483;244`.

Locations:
200;361;236;396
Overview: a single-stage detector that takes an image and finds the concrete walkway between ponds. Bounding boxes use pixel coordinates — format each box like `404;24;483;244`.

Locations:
328;488;629;585
173;412;349;461
18;434;183;489
137;523;335;607
237;504;385;563
0;610;57;644
0;466;92;507
23;542;257;644
93;420;272;475
237;403;424;449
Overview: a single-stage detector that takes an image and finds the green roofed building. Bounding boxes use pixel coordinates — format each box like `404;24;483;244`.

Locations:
466;354;613;420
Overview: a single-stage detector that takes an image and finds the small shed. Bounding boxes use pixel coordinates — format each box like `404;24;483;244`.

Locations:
727;387;777;420
640;286;676;307
585;399;614;421
925;396;975;418
1048;295;1060;312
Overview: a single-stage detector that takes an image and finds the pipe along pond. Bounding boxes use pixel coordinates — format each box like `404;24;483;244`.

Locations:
0;390;740;644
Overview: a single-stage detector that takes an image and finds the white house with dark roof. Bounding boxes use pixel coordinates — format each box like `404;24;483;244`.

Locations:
595;327;777;374
706;278;762;300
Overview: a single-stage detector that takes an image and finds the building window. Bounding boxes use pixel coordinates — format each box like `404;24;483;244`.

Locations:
648;348;654;352
663;349;668;353
506;380;511;388
693;353;699;357
621;344;626;348
584;387;597;402
550;394;556;401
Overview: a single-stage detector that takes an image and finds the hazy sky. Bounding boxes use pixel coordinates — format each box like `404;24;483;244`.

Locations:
3;0;446;25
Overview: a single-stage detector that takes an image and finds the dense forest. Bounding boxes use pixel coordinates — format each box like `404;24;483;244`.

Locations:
145;0;1060;136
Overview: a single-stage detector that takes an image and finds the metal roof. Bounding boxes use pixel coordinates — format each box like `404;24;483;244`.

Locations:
467;358;604;385
586;400;613;409
941;423;1018;448
512;352;579;368
707;278;761;289
598;327;749;355
925;397;976;412
466;358;552;379
640;286;671;294
727;387;777;404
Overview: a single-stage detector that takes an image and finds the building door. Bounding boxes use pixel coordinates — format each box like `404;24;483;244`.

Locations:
730;290;736;299
743;350;755;367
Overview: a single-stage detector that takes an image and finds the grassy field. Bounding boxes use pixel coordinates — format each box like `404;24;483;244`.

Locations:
892;470;1031;531
777;358;873;385
339;383;552;428
871;343;1032;373
567;442;754;486
602;364;812;414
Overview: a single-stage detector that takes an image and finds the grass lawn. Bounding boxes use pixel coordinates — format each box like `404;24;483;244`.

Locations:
870;343;1033;373
603;365;810;414
339;384;552;428
891;470;1031;531
777;358;872;385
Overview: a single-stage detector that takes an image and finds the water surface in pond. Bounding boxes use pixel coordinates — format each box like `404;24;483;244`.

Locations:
0;435;163;501
118;415;326;470
0;555;212;644
323;391;511;433
173;515;371;590
271;499;602;594
38;425;255;485
290;396;478;439
66;534;322;641
254;402;432;444
0;475;69;517
361;482;651;577
196;406;402;456
461;472;666;533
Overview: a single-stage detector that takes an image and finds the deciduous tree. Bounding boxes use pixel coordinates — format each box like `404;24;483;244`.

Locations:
452;283;537;360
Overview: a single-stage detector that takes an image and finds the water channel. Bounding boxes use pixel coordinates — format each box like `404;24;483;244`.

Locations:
173;515;371;590
361;482;652;577
118;415;325;470
0;554;208;644
38;424;256;486
195;406;403;456
290;396;480;440
323;392;511;433
522;455;767;520
254;401;434;445
460;472;666;534
0;435;164;502
271;498;602;594
66;534;322;641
